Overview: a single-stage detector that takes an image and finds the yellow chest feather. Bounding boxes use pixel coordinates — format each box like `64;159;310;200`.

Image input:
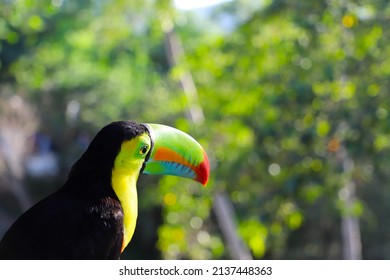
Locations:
111;169;138;251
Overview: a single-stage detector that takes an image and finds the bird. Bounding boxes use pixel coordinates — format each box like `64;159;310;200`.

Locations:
0;120;209;259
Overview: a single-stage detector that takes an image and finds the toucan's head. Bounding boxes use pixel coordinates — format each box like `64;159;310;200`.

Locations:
79;120;209;186
113;121;209;185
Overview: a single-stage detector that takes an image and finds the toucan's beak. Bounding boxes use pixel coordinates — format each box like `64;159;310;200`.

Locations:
142;124;210;186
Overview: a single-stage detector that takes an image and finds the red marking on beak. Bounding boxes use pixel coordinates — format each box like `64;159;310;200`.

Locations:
197;150;210;186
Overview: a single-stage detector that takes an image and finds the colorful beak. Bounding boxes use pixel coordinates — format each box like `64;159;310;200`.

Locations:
142;124;210;186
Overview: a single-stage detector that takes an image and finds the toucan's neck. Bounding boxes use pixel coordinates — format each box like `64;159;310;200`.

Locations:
64;156;116;198
65;136;143;251
111;167;139;251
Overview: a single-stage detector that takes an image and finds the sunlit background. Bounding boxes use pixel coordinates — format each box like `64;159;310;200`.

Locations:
0;0;389;259
174;0;233;10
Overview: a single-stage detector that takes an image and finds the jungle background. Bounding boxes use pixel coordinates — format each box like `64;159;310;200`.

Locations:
1;0;390;260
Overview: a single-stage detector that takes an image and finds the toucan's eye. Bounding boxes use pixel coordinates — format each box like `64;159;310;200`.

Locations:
140;145;149;155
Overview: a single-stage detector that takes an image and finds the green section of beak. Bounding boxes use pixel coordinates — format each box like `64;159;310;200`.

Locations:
142;124;210;185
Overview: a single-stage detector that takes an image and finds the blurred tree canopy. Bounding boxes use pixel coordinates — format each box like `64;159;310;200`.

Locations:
1;0;390;259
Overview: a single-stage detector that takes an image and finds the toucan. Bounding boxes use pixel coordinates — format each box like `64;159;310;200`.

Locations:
0;121;209;259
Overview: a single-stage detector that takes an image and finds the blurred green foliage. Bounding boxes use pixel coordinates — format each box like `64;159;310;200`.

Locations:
1;0;390;259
